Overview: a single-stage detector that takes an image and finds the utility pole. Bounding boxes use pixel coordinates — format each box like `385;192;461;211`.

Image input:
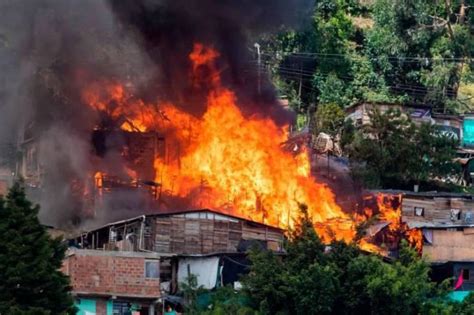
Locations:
298;61;303;112
254;43;261;95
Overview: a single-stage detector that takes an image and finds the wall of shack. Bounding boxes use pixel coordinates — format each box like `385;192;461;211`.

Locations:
150;214;284;255
422;229;474;262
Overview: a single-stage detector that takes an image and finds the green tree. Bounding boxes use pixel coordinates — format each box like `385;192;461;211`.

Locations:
243;246;288;314
347;108;414;187
313;103;346;136
406;123;460;184
366;0;473;112
198;286;258;315
0;183;75;314
450;293;474;315
261;0;363;114
183;206;469;314
242;206;336;314
347;108;459;189
263;0;472;118
240;206;448;315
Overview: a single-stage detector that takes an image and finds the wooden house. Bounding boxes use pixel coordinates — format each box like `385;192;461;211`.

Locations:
401;191;474;263
399;191;474;290
75;209;285;255
67;209;285;308
344;102;432;127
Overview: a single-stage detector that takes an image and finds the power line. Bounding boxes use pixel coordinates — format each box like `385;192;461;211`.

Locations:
245;58;461;98
257;66;457;97
257;51;473;63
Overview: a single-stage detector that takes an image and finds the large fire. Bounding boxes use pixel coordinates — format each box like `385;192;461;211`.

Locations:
82;43;422;253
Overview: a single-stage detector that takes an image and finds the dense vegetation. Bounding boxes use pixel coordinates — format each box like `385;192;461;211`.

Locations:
183;209;474;315
263;0;473;115
345;109;460;189
260;0;472;190
0;183;75;315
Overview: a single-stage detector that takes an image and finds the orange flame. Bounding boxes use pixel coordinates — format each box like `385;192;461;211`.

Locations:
151;44;354;240
82;43;423;252
377;194;401;232
406;228;423;252
362;193;423;253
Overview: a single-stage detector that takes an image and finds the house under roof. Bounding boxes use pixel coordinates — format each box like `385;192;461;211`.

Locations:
72;208;285;256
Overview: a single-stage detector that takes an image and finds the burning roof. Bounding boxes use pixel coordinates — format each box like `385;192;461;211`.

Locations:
0;0;422;255
82;43;352;241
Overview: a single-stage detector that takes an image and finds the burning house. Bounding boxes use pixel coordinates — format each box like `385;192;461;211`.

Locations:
0;2;432;313
64;209;284;314
358;190;474;292
400;191;474;291
1;0;353;234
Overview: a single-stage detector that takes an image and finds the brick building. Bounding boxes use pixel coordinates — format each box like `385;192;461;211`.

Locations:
66;209;285;315
62;249;168;315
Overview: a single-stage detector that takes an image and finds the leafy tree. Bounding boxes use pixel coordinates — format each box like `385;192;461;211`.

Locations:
450;293;474;315
314;103;346;136
262;0;472;121
406;123;460;184
184;206;474;314
243;246;288;314
241;206;449;315
260;0;363;114
347;108;459;189
365;0;473;111
198;286;258;315
0;183;75;314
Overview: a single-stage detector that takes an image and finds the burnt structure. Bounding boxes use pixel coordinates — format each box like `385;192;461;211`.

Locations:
368;190;474;292
16;126;166;226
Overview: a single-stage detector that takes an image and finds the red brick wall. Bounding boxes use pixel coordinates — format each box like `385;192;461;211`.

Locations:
63;252;160;298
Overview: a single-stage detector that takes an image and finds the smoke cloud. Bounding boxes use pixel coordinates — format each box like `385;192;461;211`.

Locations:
0;0;311;227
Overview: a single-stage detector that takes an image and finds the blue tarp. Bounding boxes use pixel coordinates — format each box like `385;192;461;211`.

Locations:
448;291;470;302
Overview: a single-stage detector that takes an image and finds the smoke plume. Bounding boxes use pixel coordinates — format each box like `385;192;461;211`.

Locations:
0;0;311;227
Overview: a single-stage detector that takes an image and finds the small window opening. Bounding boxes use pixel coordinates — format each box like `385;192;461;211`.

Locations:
414;207;424;217
463;269;470;280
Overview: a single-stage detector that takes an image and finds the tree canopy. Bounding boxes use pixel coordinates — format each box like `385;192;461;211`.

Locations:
184;207;470;315
0;183;75;315
346;108;460;189
262;0;473;114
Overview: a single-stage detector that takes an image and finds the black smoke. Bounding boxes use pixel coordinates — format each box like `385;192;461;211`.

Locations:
108;0;312;124
0;0;311;227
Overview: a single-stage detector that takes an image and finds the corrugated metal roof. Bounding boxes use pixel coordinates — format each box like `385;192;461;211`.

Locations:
368;189;474;199
405;220;474;229
80;208;284;234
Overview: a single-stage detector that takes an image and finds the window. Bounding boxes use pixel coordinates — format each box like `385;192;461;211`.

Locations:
112;300;131;315
463;269;470;281
145;260;159;279
414;207;424;217
450;209;462;221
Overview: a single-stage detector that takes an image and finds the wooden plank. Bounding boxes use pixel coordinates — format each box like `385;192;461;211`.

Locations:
229;222;242;231
214;221;229;230
229;231;242;241
465;228;474;235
